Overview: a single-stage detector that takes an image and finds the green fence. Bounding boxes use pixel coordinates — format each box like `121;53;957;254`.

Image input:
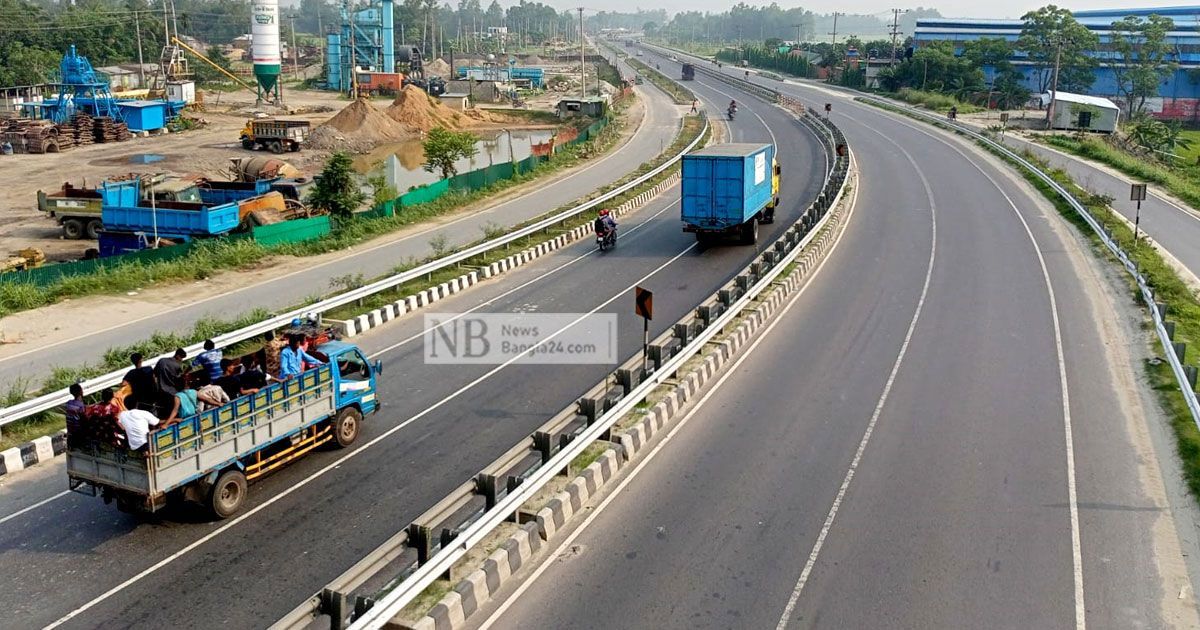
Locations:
251;216;331;246
399;179;450;207
0;242;197;288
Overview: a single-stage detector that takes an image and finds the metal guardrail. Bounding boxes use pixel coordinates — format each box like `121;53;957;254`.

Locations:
0;116;709;430
338;64;850;630
858;96;1200;431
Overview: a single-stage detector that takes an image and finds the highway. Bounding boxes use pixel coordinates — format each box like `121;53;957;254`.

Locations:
472;46;1200;630
0;60;680;388
0;66;829;629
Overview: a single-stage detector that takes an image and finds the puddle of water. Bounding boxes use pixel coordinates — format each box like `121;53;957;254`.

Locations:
358;129;556;191
128;153;166;164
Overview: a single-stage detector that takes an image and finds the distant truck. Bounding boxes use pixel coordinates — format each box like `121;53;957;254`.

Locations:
66;340;381;518
681;143;780;245
240;118;310;153
97;178;287;244
681;63;695;81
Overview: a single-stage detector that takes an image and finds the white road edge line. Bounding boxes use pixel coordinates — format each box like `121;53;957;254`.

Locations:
907;121;1086;630
42;244;699;630
0;196;682;523
773;135;937;630
0;490;71;526
479;149;861;630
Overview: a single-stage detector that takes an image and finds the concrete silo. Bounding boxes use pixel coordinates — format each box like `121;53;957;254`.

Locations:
251;0;283;103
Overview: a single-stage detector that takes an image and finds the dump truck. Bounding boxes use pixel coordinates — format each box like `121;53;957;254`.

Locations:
39;175;202;240
97;178;288;245
66;340;381;518
681;63;695;81
681;143;780;245
240;118;310;153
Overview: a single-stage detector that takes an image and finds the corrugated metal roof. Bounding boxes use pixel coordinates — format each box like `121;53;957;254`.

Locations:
690;143;770;157
1041;91;1120;110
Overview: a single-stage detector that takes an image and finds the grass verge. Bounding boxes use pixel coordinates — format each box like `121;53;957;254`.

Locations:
1039;133;1200;212
0;104;635;319
626;57;694;105
862;96;1200;498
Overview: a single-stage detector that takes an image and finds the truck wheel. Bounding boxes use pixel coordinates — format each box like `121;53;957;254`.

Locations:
85;219;102;240
288;142;300;153
241;138;255;150
741;219;759;245
332;407;362;448
695;232;712;247
268;140;284;154
209;469;248;519
62;218;84;239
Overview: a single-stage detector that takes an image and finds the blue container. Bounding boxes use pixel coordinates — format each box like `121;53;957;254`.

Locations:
115;100;167;132
681;143;775;230
197;179;274;206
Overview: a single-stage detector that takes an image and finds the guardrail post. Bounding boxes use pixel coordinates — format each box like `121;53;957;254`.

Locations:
533;431;553;463
1166;321;1177;340
408;523;433;565
1157;302;1168;319
1186;366;1199;390
477;473;500;509
322;588;348;630
1174;342;1188;363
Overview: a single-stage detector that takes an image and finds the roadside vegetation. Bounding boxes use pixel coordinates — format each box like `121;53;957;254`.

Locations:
625;57;694;105
0;101;634;318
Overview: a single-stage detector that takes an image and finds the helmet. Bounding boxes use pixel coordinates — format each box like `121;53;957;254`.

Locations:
599;208;610;216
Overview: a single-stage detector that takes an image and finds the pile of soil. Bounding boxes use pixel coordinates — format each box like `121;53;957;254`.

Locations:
425;58;452;77
386;84;472;132
307;98;413;152
522;54;543;66
461;107;494;123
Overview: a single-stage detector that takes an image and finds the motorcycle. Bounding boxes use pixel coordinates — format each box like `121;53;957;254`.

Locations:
727;107;737;121
596;226;617;251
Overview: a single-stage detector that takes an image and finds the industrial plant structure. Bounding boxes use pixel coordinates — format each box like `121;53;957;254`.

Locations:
914;5;1200;119
252;0;284;103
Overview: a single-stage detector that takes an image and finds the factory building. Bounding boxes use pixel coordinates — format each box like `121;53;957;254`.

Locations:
914;6;1200;119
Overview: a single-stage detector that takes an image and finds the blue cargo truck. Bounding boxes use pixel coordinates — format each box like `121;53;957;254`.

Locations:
67;341;381;518
681;143;781;245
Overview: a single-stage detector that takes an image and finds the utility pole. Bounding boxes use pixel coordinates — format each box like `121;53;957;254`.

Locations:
578;7;585;99
829;12;841;47
792;23;802;46
135;11;146;87
1046;40;1062;128
290;14;299;79
889;8;906;65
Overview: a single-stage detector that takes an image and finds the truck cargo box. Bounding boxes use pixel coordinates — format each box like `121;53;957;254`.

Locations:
681;143;775;232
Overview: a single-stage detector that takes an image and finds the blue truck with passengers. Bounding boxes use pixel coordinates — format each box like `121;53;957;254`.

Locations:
66;340;381;518
681;143;781;245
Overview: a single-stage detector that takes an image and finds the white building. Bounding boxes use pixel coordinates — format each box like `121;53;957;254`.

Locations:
1041;91;1120;133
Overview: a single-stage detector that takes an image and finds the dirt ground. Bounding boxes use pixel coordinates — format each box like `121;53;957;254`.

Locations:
0;88;351;261
0;94;648;356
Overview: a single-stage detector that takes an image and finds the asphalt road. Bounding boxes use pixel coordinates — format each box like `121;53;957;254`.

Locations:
0;66;829;629
476;46;1200;630
0;63;680;389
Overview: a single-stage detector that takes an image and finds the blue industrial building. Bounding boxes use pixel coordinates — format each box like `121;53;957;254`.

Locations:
914;6;1200;118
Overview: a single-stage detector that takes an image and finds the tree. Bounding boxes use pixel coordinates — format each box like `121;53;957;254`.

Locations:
1017;5;1098;94
423;127;480;179
192;45;234;86
308;152;366;218
1108;14;1176;119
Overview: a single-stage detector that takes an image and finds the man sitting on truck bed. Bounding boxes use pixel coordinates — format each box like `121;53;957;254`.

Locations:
80;388;125;448
280;334;324;378
117;407;160;453
122;353;156;412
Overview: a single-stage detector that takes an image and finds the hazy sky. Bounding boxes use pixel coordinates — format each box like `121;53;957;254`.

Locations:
569;0;1191;20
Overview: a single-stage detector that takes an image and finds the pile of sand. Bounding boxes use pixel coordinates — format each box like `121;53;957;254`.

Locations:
307;98;413;152
425;58;452;77
522;54;543;66
460;108;494;124
385;84;474;132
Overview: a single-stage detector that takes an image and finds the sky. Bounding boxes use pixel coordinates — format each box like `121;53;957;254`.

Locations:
573;1;1199;19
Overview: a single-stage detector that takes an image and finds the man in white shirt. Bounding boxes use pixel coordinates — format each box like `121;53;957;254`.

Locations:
118;408;161;452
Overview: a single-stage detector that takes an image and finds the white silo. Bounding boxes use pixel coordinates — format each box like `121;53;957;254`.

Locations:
251;0;283;103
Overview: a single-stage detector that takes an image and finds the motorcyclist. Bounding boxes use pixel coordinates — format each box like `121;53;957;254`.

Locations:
595;208;617;239
729;99;738;112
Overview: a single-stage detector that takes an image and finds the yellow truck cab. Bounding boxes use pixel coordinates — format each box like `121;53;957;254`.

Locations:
763;157;781;224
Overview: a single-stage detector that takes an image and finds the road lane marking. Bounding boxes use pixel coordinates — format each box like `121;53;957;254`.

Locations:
774;137;937;630
43;242;700;630
480;148;862;630
0;490;70;526
826;97;1088;630
0;197;685;525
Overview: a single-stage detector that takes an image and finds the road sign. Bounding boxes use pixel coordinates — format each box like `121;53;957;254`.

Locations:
1130;183;1147;202
1000;112;1009;124
635;286;653;320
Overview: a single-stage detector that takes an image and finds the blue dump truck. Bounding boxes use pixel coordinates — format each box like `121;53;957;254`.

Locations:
681;143;781;245
66;341;381;518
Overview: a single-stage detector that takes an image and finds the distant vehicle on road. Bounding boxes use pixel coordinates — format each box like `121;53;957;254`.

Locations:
240;118;310;154
681;63;695;81
67;339;381;518
681;143;780;245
